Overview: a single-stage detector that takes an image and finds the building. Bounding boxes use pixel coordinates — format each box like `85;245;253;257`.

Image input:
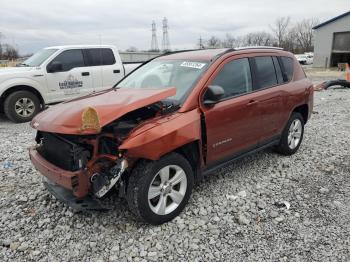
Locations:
313;11;350;68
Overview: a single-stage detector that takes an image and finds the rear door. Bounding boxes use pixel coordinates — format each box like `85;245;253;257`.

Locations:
46;49;93;102
250;55;285;143
84;48;124;91
201;56;262;165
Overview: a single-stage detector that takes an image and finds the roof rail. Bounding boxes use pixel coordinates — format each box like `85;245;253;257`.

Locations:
235;46;283;51
211;48;236;62
161;49;203;56
152;48;237;63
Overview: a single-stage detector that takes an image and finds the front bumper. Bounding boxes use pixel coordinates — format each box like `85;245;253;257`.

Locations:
29;146;90;198
43;180;109;211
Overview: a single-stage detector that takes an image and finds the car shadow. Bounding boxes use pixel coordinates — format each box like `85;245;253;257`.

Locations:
0;113;11;123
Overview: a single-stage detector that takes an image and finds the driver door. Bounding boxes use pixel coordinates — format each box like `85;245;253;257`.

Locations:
201;56;262;165
45;49;93;103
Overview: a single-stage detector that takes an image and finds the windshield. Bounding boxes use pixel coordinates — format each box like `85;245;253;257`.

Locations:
117;60;209;102
21;48;58;67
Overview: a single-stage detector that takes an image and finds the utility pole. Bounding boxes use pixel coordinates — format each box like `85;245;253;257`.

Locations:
150;21;159;52
198;36;205;49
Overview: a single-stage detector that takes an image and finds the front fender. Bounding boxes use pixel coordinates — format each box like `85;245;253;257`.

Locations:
0;77;47;102
119;109;202;160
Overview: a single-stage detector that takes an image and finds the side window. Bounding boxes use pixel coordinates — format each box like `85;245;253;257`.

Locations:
50;49;85;71
86;48;116;66
280;57;294;82
102;49;116;65
211;58;252;98
254;56;277;89
272;56;284;84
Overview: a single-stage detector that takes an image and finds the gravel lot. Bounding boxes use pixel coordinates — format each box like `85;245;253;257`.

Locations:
1;72;350;261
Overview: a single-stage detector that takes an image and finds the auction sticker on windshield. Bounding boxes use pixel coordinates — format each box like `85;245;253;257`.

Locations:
180;61;206;69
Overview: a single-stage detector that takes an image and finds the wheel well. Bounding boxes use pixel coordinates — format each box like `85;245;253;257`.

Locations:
174;141;202;184
1;85;44;110
293;104;308;124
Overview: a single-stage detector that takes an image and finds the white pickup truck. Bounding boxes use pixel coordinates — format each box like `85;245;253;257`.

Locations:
0;45;141;122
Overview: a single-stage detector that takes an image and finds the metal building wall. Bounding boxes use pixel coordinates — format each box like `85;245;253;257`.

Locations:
313;14;350;68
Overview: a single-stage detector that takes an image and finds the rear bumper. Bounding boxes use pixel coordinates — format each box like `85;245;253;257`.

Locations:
29;146;90;198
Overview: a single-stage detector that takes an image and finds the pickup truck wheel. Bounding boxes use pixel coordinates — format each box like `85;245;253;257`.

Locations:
4;91;40;123
275;112;304;155
126;152;194;225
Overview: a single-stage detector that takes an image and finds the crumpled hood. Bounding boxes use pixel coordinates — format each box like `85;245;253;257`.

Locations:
31;87;176;135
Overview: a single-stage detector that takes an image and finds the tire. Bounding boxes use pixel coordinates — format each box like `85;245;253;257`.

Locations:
4;91;41;123
126;152;194;225
274;112;304;155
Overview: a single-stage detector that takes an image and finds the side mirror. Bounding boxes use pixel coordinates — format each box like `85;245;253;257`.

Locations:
47;61;63;73
203;85;225;106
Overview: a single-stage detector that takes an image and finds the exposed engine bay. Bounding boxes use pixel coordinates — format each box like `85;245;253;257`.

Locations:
35;101;178;198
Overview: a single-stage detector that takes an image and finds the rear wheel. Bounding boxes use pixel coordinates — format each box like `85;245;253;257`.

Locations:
4;91;40;123
126;152;194;225
274;112;304;155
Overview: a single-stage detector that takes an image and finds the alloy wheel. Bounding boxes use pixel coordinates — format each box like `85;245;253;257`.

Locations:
15;97;35;117
288;119;302;149
148;165;187;215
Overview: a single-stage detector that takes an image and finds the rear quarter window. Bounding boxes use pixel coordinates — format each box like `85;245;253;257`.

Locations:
280;57;294;82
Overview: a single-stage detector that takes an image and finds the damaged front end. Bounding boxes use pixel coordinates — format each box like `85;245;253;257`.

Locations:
29;97;178;211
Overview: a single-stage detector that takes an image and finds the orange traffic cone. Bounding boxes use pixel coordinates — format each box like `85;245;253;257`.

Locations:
346;63;350;82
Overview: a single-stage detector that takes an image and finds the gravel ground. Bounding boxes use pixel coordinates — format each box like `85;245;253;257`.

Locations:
1;74;350;261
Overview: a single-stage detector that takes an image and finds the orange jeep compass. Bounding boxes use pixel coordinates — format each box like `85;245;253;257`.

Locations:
29;48;313;224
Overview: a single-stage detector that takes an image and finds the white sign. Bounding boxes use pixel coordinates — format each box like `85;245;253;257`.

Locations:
180;61;206;69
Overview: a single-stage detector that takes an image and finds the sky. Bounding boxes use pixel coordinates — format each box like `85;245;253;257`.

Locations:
0;0;349;55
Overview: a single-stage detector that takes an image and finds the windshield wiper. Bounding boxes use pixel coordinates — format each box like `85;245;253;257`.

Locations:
18;63;30;67
161;100;180;114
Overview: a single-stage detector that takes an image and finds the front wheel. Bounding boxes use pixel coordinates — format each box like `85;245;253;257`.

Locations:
4;91;41;123
274;112;304;155
126;153;194;225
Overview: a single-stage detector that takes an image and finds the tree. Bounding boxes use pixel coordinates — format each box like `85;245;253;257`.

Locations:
0;33;19;60
207;36;222;48
222;34;235;48
243;31;273;46
3;44;19;60
283;27;298;53
270;17;291;47
126;46;138;52
198;16;318;53
293;18;319;52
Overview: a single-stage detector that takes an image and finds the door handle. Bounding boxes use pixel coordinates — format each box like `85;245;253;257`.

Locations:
247;100;258;106
113;69;120;74
81;72;90;76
